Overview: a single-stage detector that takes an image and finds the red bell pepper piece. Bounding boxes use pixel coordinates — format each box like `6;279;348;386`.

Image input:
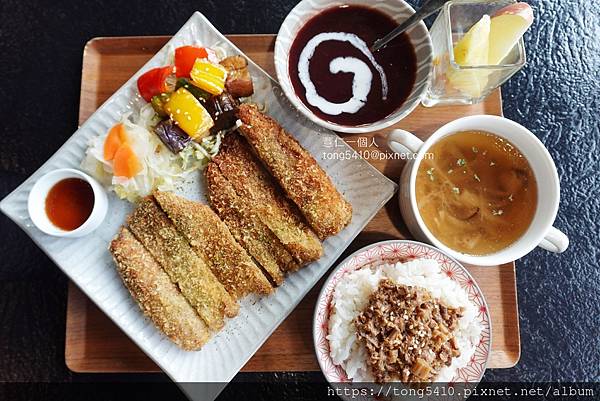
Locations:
137;66;174;102
175;46;209;78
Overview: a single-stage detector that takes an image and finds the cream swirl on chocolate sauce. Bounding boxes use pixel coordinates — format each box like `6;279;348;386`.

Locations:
297;32;388;116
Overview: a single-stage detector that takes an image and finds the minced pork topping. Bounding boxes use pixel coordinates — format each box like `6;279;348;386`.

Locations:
354;279;463;383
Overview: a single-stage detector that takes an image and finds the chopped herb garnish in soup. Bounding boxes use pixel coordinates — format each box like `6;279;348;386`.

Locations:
416;130;537;255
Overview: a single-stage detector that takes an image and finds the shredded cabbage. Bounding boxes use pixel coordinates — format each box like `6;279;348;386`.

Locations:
81;104;221;202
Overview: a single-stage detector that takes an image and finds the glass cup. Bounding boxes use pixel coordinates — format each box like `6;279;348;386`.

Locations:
422;0;526;107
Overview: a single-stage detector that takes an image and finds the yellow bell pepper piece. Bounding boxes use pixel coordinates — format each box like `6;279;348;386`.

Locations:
164;88;214;140
190;59;227;95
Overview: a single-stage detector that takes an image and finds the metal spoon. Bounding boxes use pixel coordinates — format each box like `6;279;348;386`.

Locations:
371;0;448;52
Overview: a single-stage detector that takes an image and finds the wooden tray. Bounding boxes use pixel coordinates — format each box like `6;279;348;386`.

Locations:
66;34;520;373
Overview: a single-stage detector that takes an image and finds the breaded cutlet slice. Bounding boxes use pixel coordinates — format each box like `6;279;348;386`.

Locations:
213;134;323;266
237;104;352;239
128;197;238;331
206;162;295;284
153;191;273;298
110;227;210;350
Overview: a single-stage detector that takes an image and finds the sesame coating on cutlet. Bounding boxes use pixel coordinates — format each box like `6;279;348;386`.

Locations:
127;197;238;331
212;133;323;266
206;162;291;285
110;227;210;350
236;104;352;240
153;191;273;298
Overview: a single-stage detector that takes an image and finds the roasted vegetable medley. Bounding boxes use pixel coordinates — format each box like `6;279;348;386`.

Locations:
137;46;254;152
81;45;254;202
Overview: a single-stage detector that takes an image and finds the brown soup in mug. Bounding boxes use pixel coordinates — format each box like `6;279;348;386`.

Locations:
416;130;537;255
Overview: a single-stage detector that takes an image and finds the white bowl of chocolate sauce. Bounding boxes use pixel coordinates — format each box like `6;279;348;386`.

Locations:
275;0;433;133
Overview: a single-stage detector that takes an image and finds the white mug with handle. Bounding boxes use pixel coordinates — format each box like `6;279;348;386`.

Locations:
388;115;569;266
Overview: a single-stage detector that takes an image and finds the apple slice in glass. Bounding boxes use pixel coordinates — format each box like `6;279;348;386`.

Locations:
489;3;534;65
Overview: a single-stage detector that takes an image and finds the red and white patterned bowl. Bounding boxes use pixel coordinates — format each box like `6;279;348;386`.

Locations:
313;240;491;385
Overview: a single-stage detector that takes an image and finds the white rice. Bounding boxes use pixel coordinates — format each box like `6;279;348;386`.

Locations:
327;258;482;382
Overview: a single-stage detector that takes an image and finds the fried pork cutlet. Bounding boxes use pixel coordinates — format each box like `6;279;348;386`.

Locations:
110;227;210;350
206;162;296;285
153;191;273;298
212;134;322;265
236;104;352;239
128;197;238;331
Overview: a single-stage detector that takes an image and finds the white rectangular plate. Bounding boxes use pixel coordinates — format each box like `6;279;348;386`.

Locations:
0;12;396;401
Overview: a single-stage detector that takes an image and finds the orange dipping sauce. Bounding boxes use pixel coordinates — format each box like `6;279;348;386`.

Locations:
45;178;95;231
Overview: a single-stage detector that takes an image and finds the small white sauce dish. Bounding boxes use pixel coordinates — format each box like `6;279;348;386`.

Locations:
27;168;108;238
275;0;433;134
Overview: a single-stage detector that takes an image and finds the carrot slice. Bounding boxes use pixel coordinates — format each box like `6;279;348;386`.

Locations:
104;123;128;161
113;143;142;178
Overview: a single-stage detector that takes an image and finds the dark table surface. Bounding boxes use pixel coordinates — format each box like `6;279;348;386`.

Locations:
1;0;599;399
